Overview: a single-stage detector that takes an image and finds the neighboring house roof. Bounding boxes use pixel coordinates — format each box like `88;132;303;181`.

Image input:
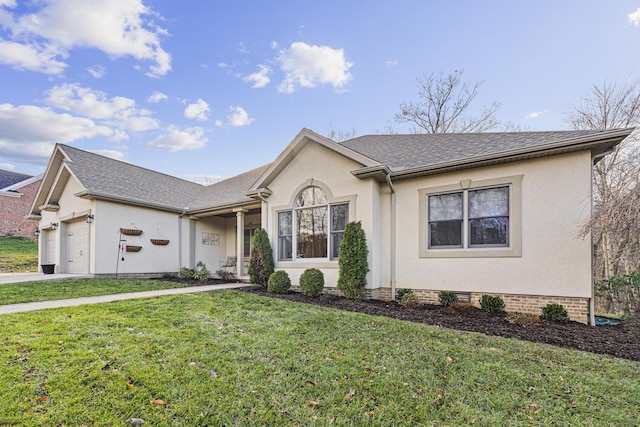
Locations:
340;128;635;180
0;170;32;190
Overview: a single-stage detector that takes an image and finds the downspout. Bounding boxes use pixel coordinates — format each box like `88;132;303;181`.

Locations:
589;148;616;326
256;191;269;230
385;173;397;301
178;208;188;270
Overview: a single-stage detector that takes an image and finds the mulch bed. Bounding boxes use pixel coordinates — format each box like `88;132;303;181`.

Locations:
157;278;640;362
240;287;640;363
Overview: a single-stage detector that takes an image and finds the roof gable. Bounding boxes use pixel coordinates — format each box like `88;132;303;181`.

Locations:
249;128;381;192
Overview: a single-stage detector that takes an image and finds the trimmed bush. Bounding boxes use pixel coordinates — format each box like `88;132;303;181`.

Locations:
179;267;195;280
399;291;421;309
249;228;274;287
193;261;210;281
300;268;324;297
438;290;458;307
267;270;291;294
541;303;569;323
396;288;413;302
337;221;369;300
480;294;506;313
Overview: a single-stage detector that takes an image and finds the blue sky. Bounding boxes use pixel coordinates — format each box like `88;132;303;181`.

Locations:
1;1;639;182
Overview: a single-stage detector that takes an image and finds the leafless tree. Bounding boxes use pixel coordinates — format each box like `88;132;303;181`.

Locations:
568;79;640;283
327;127;358;142
394;70;501;133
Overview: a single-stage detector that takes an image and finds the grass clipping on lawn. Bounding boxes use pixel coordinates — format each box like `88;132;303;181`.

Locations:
0;291;638;426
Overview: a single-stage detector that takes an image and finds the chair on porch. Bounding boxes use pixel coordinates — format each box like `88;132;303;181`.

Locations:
220;256;237;273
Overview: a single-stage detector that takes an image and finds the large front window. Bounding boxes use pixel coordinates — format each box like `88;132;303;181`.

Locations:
278;186;348;261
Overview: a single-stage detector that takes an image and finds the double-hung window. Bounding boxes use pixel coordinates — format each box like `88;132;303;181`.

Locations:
428;186;509;249
277;186;349;261
420;175;523;258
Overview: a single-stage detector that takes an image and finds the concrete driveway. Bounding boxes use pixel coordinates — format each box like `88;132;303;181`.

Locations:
0;272;92;285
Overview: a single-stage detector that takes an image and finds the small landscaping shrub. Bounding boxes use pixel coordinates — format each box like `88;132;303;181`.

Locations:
447;302;476;315
541;303;569;323
178;267;195;280
267;270;291;294
300;268;324;297
216;269;236;282
396;288;413;302
506;312;541;327
399;291;421;308
480;294;505;313
337;221;369;300
193;261;210;281
438;290;458;307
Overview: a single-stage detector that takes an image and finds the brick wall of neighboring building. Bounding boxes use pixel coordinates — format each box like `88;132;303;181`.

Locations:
0;179;41;238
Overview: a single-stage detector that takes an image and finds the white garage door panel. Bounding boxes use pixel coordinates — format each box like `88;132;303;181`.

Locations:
66;221;89;274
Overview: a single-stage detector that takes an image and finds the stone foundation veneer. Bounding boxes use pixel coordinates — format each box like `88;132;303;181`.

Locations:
305;286;589;324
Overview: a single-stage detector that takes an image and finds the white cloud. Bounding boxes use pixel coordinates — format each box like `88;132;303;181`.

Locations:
526;110;547;119
0;163;15;170
44;83;159;132
147;126;207;152
630;8;640;26
227;106;254;127
0;103;112;163
184;99;210;121
89;149;126;161
147;91;168;103
385;60;398;67
0;0;171;77
87;64;107;78
243;64;272;88
276;42;353;93
0;39;67;74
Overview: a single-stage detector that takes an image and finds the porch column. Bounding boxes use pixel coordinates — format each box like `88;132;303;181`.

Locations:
234;208;247;276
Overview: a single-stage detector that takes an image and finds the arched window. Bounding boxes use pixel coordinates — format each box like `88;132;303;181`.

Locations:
278;186;349;261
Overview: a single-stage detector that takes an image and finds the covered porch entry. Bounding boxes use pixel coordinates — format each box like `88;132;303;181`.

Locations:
188;202;262;280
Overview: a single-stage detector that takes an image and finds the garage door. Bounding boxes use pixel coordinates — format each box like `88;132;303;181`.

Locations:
65;221;89;274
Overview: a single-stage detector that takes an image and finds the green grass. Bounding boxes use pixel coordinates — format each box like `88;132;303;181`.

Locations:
0;237;38;273
0;278;194;305
0;291;638;426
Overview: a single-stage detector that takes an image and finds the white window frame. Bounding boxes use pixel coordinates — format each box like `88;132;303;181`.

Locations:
419;175;523;258
274;182;354;265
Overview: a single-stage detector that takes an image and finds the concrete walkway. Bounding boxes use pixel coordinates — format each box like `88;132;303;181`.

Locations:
0;272;93;285
0;273;249;314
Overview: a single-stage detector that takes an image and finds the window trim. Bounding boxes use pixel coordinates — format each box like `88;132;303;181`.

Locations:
273;180;355;264
419;175;523;258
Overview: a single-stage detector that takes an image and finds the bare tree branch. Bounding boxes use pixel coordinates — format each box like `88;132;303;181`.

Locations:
394;70;501;133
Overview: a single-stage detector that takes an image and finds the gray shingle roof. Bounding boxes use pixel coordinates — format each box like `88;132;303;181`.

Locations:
339;130;623;172
60;145;204;211
0;170;32;190
189;164;271;211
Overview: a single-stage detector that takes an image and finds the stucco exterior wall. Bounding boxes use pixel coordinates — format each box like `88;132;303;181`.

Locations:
93;201;180;275
37;176;94;273
266;141;385;289
0;179;41;237
194;216;229;274
393;151;593;299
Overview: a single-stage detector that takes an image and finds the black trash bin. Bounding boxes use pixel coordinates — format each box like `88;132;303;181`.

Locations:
41;264;55;274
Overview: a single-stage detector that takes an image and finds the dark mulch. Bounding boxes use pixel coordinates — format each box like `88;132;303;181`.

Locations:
240;286;640;363
157;278;640;362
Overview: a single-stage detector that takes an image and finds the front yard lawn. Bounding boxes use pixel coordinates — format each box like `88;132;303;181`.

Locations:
0;291;638;426
0;237;38;273
0;278;193;305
